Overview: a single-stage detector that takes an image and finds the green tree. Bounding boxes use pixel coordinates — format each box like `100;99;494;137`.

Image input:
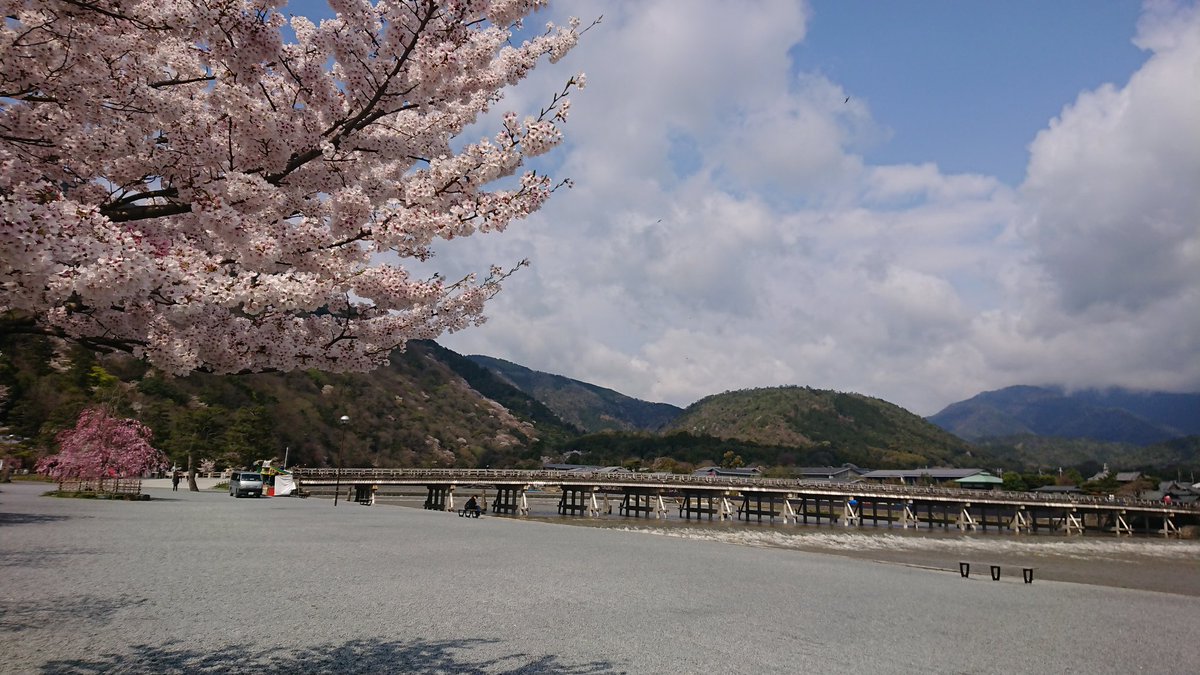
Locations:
1002;471;1028;491
223;407;275;469
167;406;229;491
721;450;745;468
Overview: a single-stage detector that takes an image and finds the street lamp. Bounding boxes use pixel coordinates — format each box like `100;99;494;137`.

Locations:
333;414;350;506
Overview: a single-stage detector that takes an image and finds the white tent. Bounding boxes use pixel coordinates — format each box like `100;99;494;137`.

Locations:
274;473;295;496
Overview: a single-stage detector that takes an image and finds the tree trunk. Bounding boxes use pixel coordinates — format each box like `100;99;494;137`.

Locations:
187;451;198;491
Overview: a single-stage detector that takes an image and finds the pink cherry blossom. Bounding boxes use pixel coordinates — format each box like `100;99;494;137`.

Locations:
36;407;168;480
1;1;589;375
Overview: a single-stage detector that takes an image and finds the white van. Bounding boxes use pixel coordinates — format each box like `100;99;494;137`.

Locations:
229;472;264;498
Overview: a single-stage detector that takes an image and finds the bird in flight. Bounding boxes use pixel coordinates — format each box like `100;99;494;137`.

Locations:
844;96;850;104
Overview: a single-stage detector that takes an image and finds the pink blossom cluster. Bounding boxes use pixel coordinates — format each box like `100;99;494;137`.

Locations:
36;407;168;479
0;0;586;374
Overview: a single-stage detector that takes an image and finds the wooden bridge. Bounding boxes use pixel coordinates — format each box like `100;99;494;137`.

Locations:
291;468;1199;537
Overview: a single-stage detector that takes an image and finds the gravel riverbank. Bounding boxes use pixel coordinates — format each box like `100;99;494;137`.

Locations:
2;481;1197;673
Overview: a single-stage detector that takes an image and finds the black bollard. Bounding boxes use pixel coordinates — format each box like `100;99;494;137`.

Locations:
990;565;1001;581
959;562;970;578
1023;567;1034;584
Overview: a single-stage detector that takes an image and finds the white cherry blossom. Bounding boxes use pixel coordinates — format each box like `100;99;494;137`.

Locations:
1;0;588;375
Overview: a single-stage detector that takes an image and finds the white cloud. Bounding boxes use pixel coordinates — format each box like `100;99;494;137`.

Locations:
433;1;1200;417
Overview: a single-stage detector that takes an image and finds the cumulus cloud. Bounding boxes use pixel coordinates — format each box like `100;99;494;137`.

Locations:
432;0;1200;416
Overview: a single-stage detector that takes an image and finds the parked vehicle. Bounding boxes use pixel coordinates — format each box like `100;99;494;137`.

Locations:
229;472;264;498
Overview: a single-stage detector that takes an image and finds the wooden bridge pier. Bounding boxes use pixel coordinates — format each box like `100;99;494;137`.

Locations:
558;487;591;516
1010;507;1030;533
842;498;861;527
424;485;452;511
619;490;668;518
679;491;723;520
586;490;608;517
1161;512;1180;537
1059;509;1085;535
353;484;377;505
491;485;529;516
738;493;783;522
956;503;977;531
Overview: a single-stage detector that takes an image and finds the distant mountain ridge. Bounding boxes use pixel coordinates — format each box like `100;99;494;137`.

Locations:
466;355;683;433
664;386;972;468
928;385;1200;445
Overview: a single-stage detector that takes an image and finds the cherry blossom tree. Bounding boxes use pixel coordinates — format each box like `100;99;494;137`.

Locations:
1;0;589;375
36;406;168;490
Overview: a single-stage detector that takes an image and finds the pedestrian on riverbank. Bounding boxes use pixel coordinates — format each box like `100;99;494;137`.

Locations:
171;472;181;491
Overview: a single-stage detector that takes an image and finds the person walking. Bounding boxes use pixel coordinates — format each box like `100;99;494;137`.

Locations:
171;471;181;491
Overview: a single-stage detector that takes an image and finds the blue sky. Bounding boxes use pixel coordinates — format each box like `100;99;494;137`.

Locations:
798;1;1147;184
286;1;1199;415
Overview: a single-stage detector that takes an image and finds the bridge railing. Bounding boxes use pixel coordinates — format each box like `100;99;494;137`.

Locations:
291;468;1198;513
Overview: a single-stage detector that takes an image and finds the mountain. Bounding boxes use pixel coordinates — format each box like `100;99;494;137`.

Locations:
928;385;1200;444
0;335;577;471
663;386;973;469
466;355;683;433
974;434;1200;474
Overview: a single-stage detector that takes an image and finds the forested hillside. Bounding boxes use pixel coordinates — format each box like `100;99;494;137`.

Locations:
468;355;683;432
663;386;973;469
928;385;1200;444
0;335;572;472
6;334;1194;477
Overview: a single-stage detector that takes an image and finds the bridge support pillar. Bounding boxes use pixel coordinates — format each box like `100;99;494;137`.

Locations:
424;485;452;511
783;497;800;525
1110;510;1132;536
956;503;977;531
738;493;781;522
1062;510;1084;535
353;484;376;506
842;499;860;527
719;496;736;521
900;501;920;529
490;485;529;516
680;491;719;520
1010;508;1029;534
654;495;669;518
1162;513;1179;538
558;487;591;516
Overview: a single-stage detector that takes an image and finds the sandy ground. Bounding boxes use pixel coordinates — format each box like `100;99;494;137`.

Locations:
2;481;1199;674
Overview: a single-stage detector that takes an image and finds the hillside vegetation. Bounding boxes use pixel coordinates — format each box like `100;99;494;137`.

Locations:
0;335;572;472
929;385;1200;444
664;386;973;469
978;434;1200;475
468;355;682;432
7;334;1194;477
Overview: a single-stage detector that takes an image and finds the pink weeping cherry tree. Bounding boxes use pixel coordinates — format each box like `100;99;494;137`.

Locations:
1;0;590;375
36;407;169;493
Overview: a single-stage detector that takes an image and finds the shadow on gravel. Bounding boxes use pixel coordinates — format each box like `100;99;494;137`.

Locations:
0;548;100;568
38;637;624;674
1;595;148;633
0;512;71;526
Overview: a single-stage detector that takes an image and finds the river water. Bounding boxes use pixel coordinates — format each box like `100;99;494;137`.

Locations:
360;489;1200;596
